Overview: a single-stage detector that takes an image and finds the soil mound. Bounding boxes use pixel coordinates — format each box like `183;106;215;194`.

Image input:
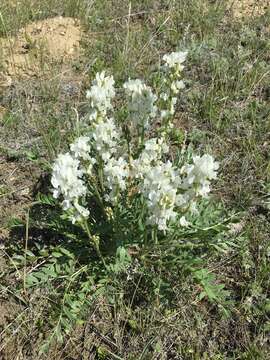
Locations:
230;0;270;18
0;16;82;82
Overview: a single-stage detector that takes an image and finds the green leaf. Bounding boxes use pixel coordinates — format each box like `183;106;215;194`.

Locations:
51;251;62;258
59;247;75;259
55;324;63;343
26;274;40;286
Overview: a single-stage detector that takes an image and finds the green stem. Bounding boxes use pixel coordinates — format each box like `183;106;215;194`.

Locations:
84;221;106;266
123;124;132;165
98;163;105;193
140;123;145;147
92;182;108;220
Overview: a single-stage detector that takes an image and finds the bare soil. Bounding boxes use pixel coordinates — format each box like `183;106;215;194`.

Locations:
230;0;270;18
0;16;82;83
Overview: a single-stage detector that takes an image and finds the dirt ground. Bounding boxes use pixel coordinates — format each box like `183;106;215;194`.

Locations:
0;16;82;83
230;0;270;18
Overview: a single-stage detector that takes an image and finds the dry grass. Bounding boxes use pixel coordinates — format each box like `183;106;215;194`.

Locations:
0;0;269;358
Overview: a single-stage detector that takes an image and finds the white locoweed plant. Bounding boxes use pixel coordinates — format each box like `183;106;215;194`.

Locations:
51;51;219;262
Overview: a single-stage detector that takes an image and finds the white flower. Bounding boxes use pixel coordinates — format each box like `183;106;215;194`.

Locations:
160;92;169;101
70;136;91;160
193;154;219;180
124;79;157;129
171;80;185;94
139;161;180;231
123;79;146;94
104;157;129;202
181;154;219;197
179;216;190;227
86;71;115;114
91;117;120;161
169;97;178;115
137;152;218;231
161;109;170;119
86;157;97;175
71;203;90;224
51;153;87;201
144;137;169;160
74;201;90;218
51;152;89;223
147;187;178;231
131;137;168;179
163;51;188;70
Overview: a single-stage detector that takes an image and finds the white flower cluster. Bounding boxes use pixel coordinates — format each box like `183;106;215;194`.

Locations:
104;157;129;203
163;51;188;71
181;154;219;197
70;136;91;160
124;79;157;130
131;137;168;179
171;79;185;94
86;71;121;163
137;154;219;231
51;152;89;224
86;71;115;117
139;161;180;231
160;50;187;121
91;117;120;162
51;51;220;233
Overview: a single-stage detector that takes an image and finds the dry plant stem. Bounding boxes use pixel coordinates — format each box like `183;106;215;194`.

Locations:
23;209;29;294
124;2;132;58
72;107;81;137
0;11;16;73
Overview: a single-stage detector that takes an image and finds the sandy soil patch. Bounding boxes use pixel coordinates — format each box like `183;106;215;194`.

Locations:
230;0;270;18
0;16;82;82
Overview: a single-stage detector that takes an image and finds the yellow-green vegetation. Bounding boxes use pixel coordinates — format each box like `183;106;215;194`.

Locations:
0;1;269;359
